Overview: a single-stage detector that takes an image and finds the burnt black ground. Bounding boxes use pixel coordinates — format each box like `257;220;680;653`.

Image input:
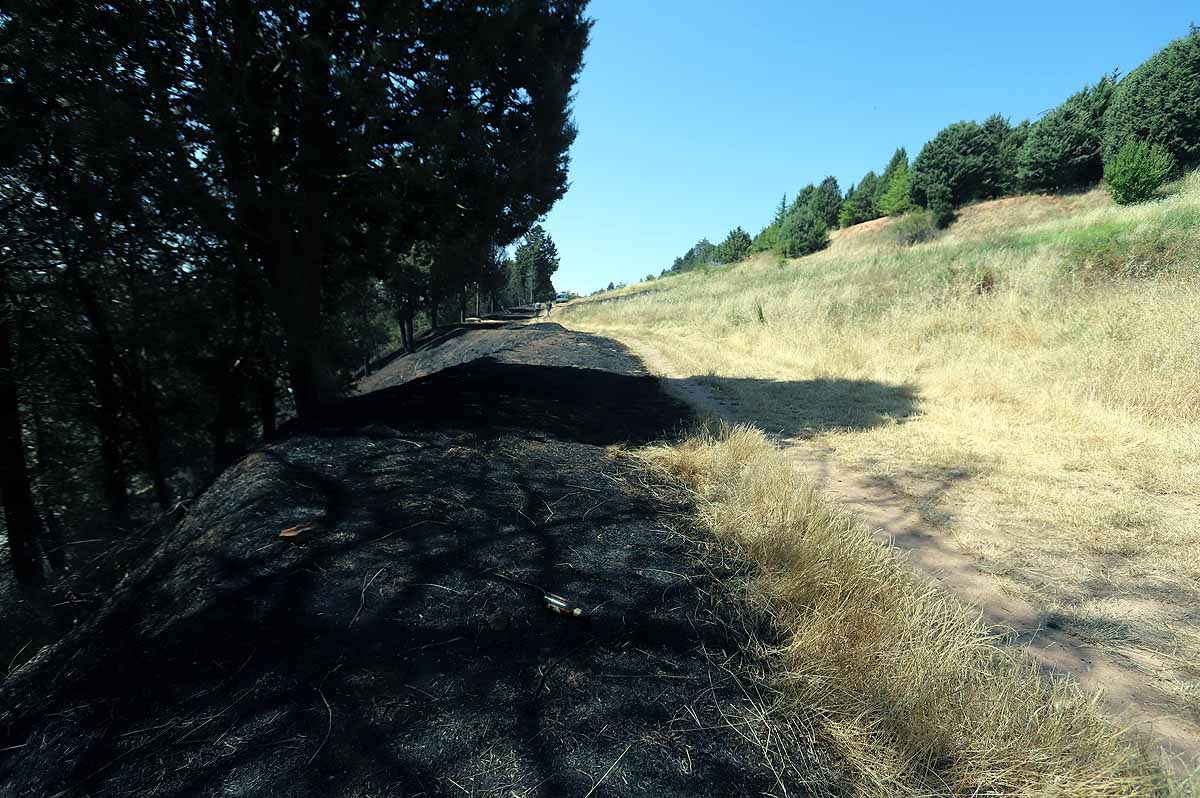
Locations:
0;322;830;798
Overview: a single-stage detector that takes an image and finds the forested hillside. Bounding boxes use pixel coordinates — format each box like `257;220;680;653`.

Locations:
0;3;588;585
655;26;1199;282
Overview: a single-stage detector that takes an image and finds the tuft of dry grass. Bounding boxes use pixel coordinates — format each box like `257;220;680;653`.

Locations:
561;173;1200;758
628;423;1171;796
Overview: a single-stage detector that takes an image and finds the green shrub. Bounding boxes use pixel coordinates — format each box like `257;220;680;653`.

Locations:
1102;27;1200;168
910;117;1014;207
715;226;753;263
1104;139;1175;205
1018;75;1116;192
1061;220;1183;278
890;210;938;245
926;183;955;228
778;207;829;257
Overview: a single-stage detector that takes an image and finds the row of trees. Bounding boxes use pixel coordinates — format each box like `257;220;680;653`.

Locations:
0;2;589;586
655;26;1199;281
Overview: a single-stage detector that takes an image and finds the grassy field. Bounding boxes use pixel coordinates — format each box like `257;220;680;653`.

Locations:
562;174;1200;787
624;424;1166;796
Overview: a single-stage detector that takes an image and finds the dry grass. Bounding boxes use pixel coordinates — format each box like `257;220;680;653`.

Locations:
561;174;1200;761
626;423;1168;796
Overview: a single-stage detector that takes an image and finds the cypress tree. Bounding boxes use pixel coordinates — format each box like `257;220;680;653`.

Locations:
1103;27;1200;168
1018;75;1116;192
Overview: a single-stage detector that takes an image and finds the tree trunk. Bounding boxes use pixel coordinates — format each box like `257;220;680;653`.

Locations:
212;361;237;472
69;268;131;529
258;378;277;439
30;401;65;572
0;293;44;587
94;357;131;530
133;393;172;512
398;306;411;354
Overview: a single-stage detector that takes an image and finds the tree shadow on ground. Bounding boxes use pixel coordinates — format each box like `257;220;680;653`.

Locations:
0;325;832;798
689;373;920;440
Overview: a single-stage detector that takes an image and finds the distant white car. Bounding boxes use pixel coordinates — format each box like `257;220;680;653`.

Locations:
555;292;569;302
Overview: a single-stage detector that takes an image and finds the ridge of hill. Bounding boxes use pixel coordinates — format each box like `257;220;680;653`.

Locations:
559;172;1200;776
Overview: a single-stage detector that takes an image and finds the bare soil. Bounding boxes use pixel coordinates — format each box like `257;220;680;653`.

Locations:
0;321;829;797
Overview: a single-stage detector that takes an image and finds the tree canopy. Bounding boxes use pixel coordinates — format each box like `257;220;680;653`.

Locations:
1103;27;1200;168
0;1;590;584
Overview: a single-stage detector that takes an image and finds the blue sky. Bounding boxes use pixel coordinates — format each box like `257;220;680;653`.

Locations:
542;0;1196;294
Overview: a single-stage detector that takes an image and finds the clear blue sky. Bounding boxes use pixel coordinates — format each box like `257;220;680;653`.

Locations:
543;0;1196;294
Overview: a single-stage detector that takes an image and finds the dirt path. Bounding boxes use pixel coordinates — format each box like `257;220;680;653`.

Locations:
620;336;1199;770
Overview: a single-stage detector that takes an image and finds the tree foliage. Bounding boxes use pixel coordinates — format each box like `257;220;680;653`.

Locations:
1104;139;1176;205
839;171;880;227
875;148;908;208
1102;27;1200;168
0;1;590;584
512;226;562;303
910;116;1020;208
716;227;753;264
877;160;912;216
811;177;843;229
778;207;829;258
670;238;718;273
1018;75;1116;192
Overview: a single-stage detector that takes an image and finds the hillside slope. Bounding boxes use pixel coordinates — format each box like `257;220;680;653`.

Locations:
0;325;828;797
560;175;1200;769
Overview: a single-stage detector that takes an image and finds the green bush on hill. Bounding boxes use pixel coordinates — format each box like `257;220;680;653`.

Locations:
716;226;753;263
1018;75;1116;192
1102;27;1200;168
1104;139;1176;205
890;209;939;245
669;238;718;273
910;115;1028;210
778;206;829;257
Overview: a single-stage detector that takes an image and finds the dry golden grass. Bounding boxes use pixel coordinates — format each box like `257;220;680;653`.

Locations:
627;423;1168;796
563;173;1200;789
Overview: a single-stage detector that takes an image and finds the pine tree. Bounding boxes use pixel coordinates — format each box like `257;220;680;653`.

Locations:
875;148;908;208
877;162;912;216
716;227;753;263
811;177;843;229
1018;75;1116;192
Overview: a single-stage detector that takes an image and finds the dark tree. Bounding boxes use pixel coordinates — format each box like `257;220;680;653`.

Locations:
1018;75;1117;192
716;227;753;264
778;207;829;258
811;177;843;229
910;117;1013;208
839;171;880;227
0;1;591;584
513;226;562;303
1103;27;1200;168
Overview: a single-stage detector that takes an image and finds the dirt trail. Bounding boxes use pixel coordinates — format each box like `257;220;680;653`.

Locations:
620;336;1199;770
